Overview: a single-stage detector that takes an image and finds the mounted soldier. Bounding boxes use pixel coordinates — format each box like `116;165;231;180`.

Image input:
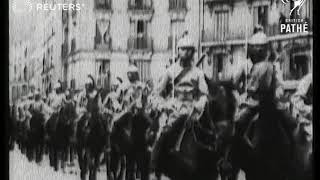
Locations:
151;34;209;153
101;78;123;115
48;82;66;114
29;90;53;123
290;72;312;141
291;73;312;120
236;30;297;136
113;64;146;122
75;75;99;120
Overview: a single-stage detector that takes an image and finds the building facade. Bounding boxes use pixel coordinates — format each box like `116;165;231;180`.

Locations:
63;0;200;90
200;0;313;85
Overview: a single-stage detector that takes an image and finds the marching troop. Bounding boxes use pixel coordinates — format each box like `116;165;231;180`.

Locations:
9;28;312;180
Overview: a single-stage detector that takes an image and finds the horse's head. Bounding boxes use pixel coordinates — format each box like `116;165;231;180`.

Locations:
204;80;237;143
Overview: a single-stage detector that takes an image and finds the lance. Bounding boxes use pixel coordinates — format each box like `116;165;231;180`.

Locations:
245;22;248;94
172;29;176;99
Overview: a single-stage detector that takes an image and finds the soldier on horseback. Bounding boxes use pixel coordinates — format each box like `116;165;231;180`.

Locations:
29;90;53;122
47;81;67;123
101;78;123;115
236;29;298;147
112;64;146;122
151;34;209;153
75;75;99;120
291;73;312;119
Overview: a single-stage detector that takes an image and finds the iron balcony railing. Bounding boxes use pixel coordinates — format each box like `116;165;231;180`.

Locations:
169;0;187;11
202;24;281;42
94;36;112;50
128;0;153;11
95;0;112;10
128;36;153;51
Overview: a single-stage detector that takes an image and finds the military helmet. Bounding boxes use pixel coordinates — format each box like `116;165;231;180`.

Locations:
248;31;268;45
27;92;33;98
34;90;40;95
127;64;139;73
177;35;195;49
53;82;61;89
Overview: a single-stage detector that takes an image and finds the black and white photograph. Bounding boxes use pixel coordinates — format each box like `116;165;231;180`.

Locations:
9;0;313;180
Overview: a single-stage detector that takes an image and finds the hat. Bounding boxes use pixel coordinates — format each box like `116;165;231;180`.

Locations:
177;35;195;49
248;31;268;45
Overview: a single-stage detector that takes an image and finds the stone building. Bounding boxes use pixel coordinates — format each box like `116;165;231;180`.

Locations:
200;0;313;85
63;0;201;90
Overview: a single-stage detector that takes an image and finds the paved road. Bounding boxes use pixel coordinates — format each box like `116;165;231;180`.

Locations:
9;144;245;180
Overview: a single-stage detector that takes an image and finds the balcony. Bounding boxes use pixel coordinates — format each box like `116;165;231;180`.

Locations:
169;0;187;11
128;0;154;20
168;0;187;20
94;36;112;51
128;36;153;52
95;0;112;11
202;24;281;44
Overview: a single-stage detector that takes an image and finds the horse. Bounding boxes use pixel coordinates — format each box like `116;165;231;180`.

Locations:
50;100;78;171
76;89;112;180
9;104;17;151
28;108;46;163
109;85;154;180
151;80;237;180
226;75;312;180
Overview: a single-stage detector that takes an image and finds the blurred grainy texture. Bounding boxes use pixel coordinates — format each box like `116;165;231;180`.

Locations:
9;0;312;180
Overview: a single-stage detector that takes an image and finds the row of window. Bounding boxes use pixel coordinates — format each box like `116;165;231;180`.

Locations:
94;0;186;10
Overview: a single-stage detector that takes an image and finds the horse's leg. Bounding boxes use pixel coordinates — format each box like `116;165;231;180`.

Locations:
126;154;136;180
139;150;151;180
105;148;113;180
118;155;126;180
88;150;98;180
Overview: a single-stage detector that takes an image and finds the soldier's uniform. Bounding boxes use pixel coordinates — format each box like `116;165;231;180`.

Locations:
151;35;208;154
236;31;297;145
74;76;98;119
101;80;123;115
30;90;53;122
154;62;209;126
291;73;312;118
290;73;312;140
116;65;146;115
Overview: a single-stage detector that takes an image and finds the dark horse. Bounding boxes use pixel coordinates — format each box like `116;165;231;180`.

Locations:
45;100;78;171
28;109;46;163
109;87;154;180
76;89;112;180
152;80;237;180
228;92;312;180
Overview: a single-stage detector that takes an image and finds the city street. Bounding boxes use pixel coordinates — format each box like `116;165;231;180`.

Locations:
9;144;245;180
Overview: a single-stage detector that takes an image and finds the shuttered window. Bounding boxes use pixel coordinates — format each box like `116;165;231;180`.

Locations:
96;60;110;90
95;19;112;50
134;60;151;82
215;10;229;41
253;5;268;31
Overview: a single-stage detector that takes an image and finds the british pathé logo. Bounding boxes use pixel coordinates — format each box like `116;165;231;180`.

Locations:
280;0;309;33
281;0;306;16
